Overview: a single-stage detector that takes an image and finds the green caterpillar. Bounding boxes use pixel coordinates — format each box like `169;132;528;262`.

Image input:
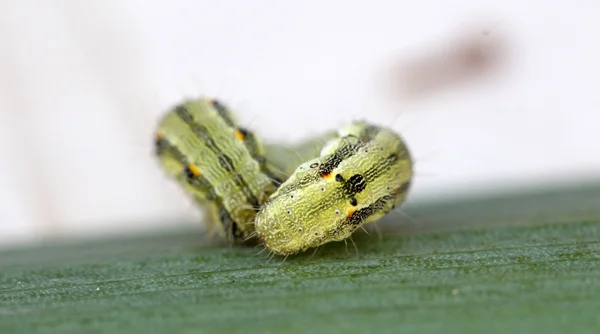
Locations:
255;122;413;255
155;98;413;255
154;98;283;241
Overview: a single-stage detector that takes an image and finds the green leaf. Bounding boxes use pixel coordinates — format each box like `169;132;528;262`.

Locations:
1;182;600;334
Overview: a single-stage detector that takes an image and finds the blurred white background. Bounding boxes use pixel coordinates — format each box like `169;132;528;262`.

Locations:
1;0;599;248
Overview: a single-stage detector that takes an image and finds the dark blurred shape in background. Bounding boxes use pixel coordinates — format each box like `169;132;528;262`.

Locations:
388;24;508;101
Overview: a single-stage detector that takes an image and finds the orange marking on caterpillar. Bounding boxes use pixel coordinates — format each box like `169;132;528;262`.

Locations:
346;208;356;218
321;172;333;180
234;129;245;141
187;163;201;176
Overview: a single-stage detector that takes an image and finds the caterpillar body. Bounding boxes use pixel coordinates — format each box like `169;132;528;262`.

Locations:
255;121;413;255
155;97;413;255
154;98;283;241
263;129;339;176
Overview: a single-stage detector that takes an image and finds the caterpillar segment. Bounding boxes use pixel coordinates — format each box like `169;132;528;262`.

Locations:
255;121;413;255
154;98;283;242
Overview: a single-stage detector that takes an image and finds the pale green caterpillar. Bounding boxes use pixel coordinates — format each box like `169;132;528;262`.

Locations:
155;97;413;255
255;122;413;255
154;98;284;241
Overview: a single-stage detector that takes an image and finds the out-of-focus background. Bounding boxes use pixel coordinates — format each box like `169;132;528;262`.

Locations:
1;1;598;248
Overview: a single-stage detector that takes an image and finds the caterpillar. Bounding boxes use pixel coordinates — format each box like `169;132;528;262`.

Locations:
254;121;413;255
154;98;284;241
154;97;413;255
